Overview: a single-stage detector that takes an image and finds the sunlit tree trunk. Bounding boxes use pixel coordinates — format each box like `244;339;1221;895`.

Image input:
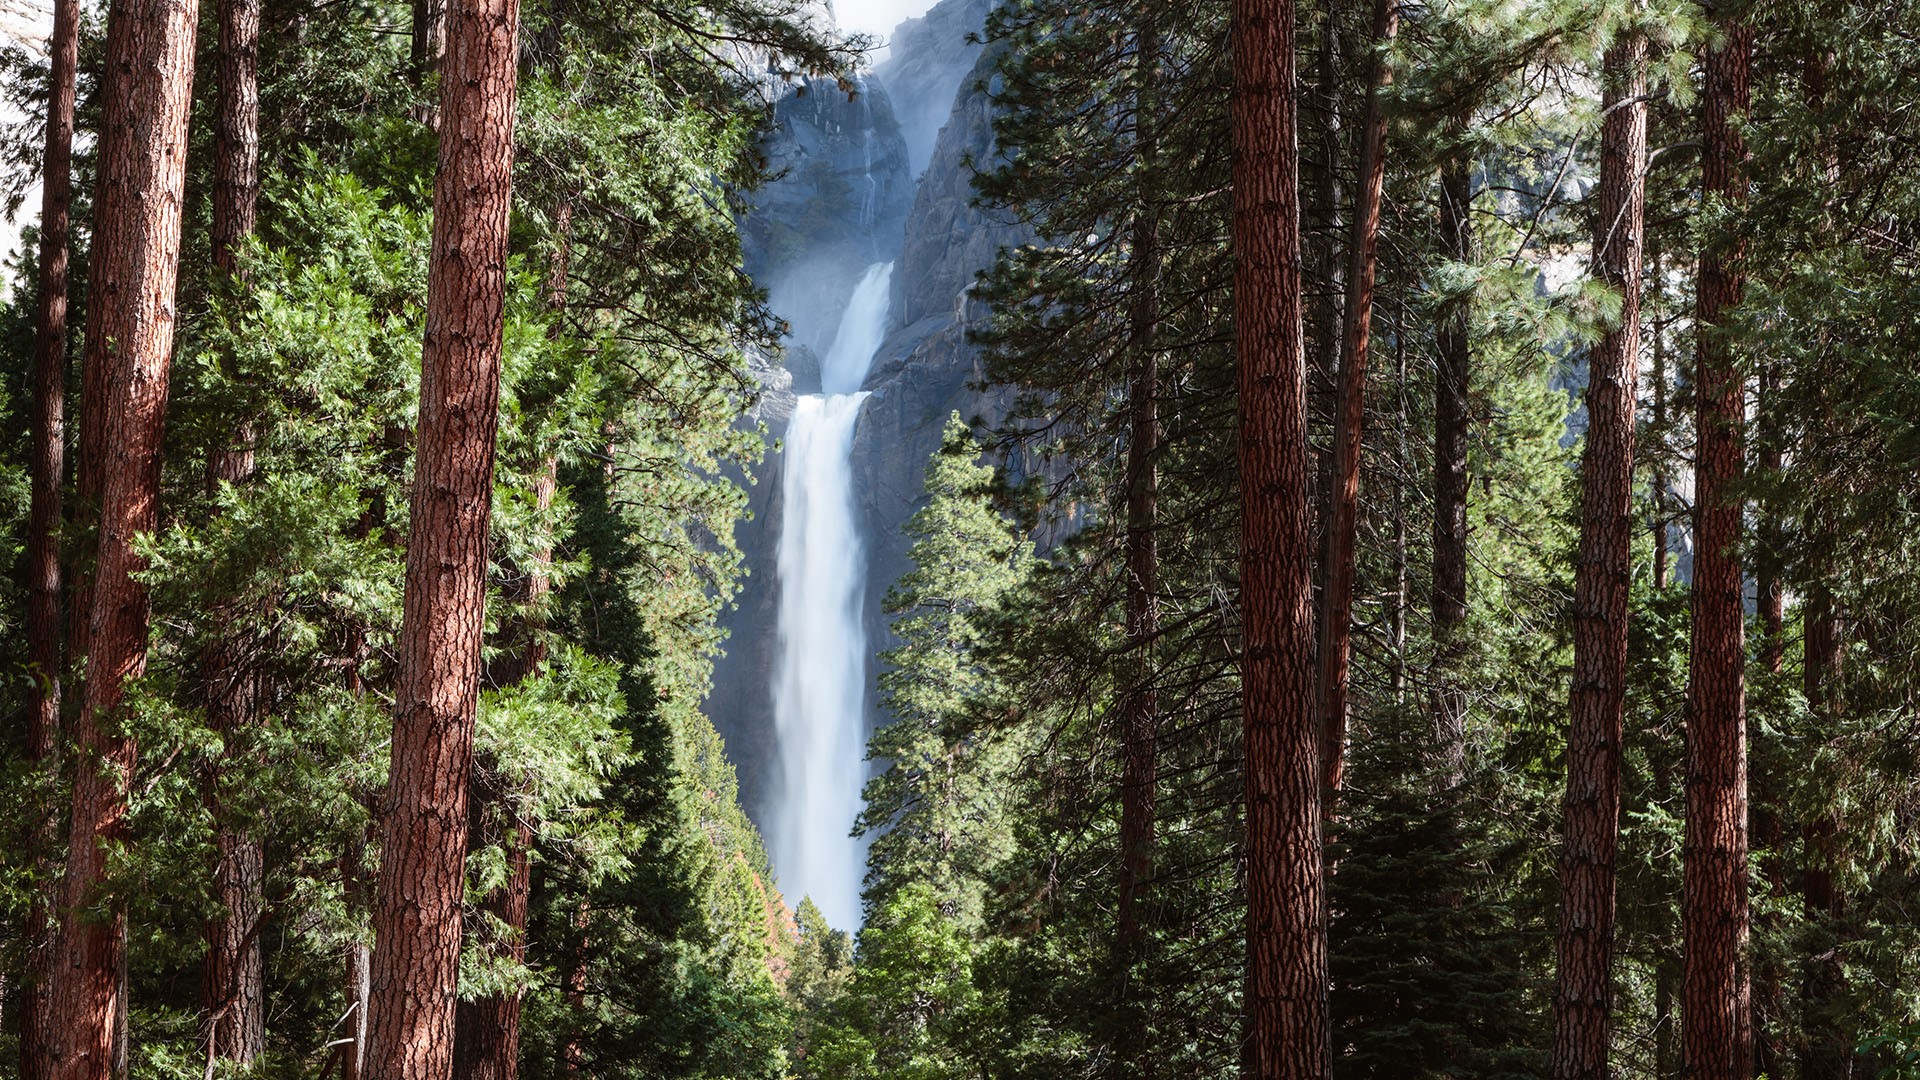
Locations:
46;0;201;1071
364;0;519;1071
1550;29;1646;1080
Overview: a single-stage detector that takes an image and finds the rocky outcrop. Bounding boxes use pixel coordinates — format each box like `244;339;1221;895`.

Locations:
875;0;992;178
709;0;1015;827
741;73;914;366
855;41;1030;667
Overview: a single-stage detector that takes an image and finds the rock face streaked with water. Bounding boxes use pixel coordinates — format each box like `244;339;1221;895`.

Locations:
712;0;1019;931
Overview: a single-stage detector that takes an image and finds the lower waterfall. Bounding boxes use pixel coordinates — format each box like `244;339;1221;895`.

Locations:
767;261;894;931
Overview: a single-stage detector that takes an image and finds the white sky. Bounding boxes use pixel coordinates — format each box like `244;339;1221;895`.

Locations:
831;0;937;42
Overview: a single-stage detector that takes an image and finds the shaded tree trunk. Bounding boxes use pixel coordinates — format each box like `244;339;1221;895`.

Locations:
1307;0;1342;555
343;829;373;1080
1232;0;1326;1075
1117;17;1162;962
1550;30;1646;1080
18;0;78;1073
45;0;201;1071
451;789;534;1080
1430;127;1472;784
1313;0;1396;804
364;0;519;1072
1799;587;1847;1080
1650;255;1670;593
1684;16;1753;1080
452;149;570;1080
202;0;266;1062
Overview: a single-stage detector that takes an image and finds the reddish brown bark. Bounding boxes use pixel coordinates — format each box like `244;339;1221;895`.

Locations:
18;0;78;1075
45;0;200;1072
1313;0;1395;805
1684;17;1752;1080
202;0;266;1061
1549;30;1646;1080
1117;18;1162;962
454;454;555;1080
1430;132;1472;783
1233;0;1326;1075
364;0;519;1073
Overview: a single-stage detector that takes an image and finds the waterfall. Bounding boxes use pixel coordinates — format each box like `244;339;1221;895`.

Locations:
768;261;895;932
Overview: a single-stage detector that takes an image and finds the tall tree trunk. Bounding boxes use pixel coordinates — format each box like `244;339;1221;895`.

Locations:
202;0;266;1062
1798;587;1846;1080
453;459;555;1080
1313;0;1396;804
1650;255;1669;593
343;829;373;1080
451;143;570;1080
1430;126;1472;784
1232;0;1326;1075
451;787;534;1080
364;0;519;1072
1115;23;1163;1077
18;0;78;1074
45;0;200;1071
1550;30;1647;1080
1308;0;1342;554
1117;15;1162;963
1684;16;1753;1080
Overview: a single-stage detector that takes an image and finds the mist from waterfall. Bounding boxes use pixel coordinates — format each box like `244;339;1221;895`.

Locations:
768;261;895;932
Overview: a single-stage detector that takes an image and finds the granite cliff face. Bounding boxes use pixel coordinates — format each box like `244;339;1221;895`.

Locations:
709;0;1023;833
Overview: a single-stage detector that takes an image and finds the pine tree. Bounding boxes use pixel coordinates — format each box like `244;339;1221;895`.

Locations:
1683;10;1753;1078
365;0;519;1073
16;0;78;1070
1551;18;1647;1080
46;0;201;1070
860;414;1033;927
1232;0;1326;1075
1314;0;1397;804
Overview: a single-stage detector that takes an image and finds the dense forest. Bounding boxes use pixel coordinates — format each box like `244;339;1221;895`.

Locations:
0;0;1916;1075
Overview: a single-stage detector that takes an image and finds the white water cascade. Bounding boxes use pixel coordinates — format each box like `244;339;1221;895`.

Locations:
768;261;895;931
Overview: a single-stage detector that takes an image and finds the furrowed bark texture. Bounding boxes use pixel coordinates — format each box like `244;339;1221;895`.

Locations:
202;0;266;1060
1232;0;1327;1076
1430;135;1471;783
19;0;78;1073
1684;18;1752;1080
364;0;519;1072
1117;18;1162;960
1313;0;1396;804
47;0;200;1073
1550;31;1646;1080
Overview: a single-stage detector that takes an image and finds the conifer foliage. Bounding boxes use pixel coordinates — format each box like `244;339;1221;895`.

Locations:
1;0;1920;1077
